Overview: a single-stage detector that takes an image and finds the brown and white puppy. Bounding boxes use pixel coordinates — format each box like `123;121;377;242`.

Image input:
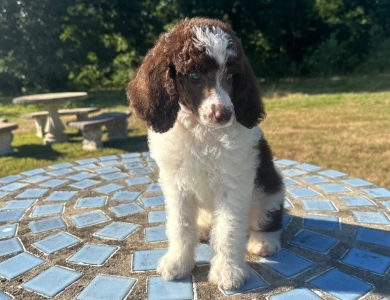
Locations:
127;17;284;290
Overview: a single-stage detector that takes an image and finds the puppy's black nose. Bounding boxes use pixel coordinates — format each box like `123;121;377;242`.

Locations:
212;104;233;124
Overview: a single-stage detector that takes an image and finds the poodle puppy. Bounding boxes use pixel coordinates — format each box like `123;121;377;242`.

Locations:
126;17;285;290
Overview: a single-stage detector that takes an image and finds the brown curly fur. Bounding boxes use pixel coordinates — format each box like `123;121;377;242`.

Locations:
126;17;266;133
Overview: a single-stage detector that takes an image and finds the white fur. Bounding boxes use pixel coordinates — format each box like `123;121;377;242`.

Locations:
151;111;274;289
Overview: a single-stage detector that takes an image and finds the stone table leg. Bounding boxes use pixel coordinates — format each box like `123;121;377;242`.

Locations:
34;115;47;138
0;131;14;156
81;126;103;150
107;119;128;140
43;103;69;144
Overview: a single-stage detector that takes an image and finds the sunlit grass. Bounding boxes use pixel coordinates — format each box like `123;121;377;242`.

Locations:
1;74;389;188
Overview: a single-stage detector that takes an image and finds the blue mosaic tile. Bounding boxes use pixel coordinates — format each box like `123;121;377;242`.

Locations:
0;192;9;200
73;163;98;171
318;169;347;178
308;268;372;300
283;178;299;186
94;222;139;240
355;227;390;248
283;198;293;208
148;211;167;223
99;160;120;167
339;196;374;207
302;175;330;184
282;215;292;229
364;187;390;199
352;211;390;225
0;238;23;257
29;217;67;234
76;158;99;164
302;200;337;211
121;153;141;158
384;201;390;210
282;169;307;177
49;162;74;169
123;162;144;169
275;159;297;166
287;188;321;198
21;175;51;184
101;172;127;181
0;252;45;279
0;182;28;192
148;161;158;167
0;175;23;184
94;183;124;194
0;210;25;222
17;188;48;198
317;184;351;194
304;214;340;230
0;291;12;300
31;204;64;217
67;244;118;265
148;276;193;300
110;203;144;217
70;211;110;227
67;172;95;181
22;266;82;298
45;191;78;202
39;179;68;188
125;177;152;186
77;275;136;300
146;183;162;193
269;287;322;300
222;268;268;296
259;249;314;277
33;232;81;254
133;249;168;271
341;247;390;275
140;196;165;207
195;243;213;265
46;168;74;176
95;167;120;175
145;226;167;242
130;168;153;175
1;199;35;210
99;155;118;161
75;196;107;208
142;151;151;157
0;224;17;239
290;229;338;254
21;168;45;176
69;179;100;189
296;163;321;172
111;191;141;202
342;178;373;187
146;157;156;162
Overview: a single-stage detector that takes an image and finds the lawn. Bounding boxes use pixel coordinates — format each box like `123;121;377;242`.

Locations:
1;73;389;189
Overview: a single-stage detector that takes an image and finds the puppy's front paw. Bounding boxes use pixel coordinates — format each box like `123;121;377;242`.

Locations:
157;252;195;280
209;255;249;290
247;230;281;256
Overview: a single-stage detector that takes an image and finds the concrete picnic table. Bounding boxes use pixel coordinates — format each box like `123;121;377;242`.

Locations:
13;92;89;145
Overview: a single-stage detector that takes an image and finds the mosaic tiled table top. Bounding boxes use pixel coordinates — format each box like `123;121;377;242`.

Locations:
0;154;389;299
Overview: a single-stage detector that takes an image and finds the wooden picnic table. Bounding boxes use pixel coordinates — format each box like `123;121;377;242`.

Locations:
13;92;88;144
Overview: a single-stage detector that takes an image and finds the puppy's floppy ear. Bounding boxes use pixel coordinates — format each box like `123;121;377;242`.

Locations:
126;46;179;133
231;56;266;128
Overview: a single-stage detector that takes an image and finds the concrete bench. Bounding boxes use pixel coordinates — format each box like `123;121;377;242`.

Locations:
67;112;130;150
0;118;7;123
0;122;18;156
22;107;100;138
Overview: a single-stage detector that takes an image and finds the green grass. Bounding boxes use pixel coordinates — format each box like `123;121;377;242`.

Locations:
1;73;389;188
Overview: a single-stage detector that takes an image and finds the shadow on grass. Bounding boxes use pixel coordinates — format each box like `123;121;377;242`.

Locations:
13;144;64;160
103;135;148;153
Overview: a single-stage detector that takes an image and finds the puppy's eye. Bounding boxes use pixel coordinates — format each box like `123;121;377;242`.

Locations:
189;71;201;80
226;73;233;81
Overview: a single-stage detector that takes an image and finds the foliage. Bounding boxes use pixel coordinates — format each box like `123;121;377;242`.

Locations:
1;0;390;94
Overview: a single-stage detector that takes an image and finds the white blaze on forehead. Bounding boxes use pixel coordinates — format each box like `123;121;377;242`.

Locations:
192;26;237;65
